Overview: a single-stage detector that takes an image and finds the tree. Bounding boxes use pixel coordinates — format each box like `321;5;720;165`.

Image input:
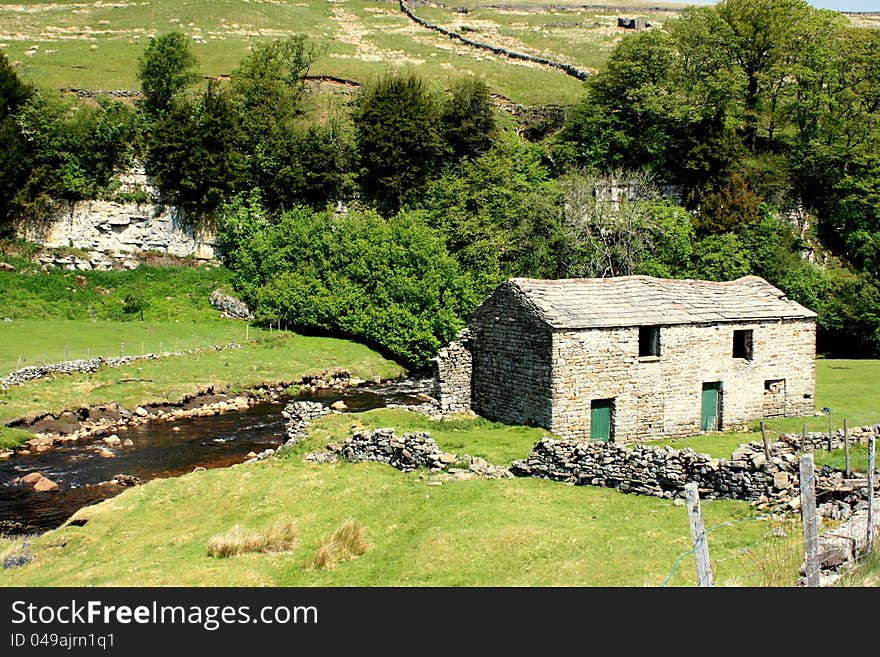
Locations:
0;51;34;235
136;32;199;119
558;169;691;279
231;36;317;151
219;204;478;368
417;137;563;293
353;74;445;216
146;82;245;220
440;78;496;161
712;0;816;147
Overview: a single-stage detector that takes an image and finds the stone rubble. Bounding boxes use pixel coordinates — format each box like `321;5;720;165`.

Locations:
209;289;253;319
312;427;512;479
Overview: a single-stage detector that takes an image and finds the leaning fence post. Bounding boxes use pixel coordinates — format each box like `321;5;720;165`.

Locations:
799;454;820;587
868;435;875;556
761;421;770;460
684;482;713;587
844;418;850;479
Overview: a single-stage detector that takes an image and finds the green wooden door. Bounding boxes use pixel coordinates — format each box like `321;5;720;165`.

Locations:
700;382;721;431
590;399;613;441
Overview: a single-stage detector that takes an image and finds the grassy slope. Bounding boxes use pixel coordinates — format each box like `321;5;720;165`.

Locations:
0;453;789;587
0;0;670;104
0;259;405;448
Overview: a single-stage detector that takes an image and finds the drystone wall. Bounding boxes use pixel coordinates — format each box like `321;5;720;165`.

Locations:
511;425;879;513
398;0;589;80
0;345;241;389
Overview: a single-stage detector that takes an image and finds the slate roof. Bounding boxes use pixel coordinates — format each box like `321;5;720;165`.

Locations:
507;275;817;329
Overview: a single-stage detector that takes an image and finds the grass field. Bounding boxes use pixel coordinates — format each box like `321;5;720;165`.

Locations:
0;0;678;104
0;331;405;449
0;451;799;587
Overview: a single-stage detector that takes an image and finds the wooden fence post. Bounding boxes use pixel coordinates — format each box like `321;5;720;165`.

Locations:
799;454;820;587
868;435;875;556
761;421;771;460
684;482;713;587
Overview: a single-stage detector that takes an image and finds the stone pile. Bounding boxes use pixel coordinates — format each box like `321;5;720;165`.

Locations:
282;401;331;445
317;427;513;479
337;428;456;472
209;289;253;319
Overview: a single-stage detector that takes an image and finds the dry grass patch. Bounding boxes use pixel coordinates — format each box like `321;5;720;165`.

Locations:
309;518;368;570
206;519;297;558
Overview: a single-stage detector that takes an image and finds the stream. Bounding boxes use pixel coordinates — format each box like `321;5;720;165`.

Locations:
0;378;433;536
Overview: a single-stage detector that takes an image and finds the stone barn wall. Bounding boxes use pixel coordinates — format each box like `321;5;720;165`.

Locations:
468;283;553;428
550;319;816;442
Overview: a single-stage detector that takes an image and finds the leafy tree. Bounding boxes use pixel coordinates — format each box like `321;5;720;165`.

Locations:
440;78;496;161
687;232;751;281
692;172;763;234
0;51;34;235
416;138;563;294
146;82;245;221
231;35;317;151
136;32;199;119
218;203;477;368
353;74;445;216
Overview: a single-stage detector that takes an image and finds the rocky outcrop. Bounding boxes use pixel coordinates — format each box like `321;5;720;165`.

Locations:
209;289;253;320
16;165;219;270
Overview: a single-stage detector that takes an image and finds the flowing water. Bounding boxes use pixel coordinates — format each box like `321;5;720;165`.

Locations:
0;378;433;536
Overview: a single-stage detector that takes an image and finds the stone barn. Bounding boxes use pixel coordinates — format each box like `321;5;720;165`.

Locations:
433;275;817;443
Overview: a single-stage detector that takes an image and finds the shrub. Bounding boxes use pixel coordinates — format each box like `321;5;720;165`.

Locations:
219;203;478;369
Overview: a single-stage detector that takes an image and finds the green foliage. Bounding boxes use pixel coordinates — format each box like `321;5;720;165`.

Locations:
0;51;34;236
440;78;496;161
416;138;563;295
231;35;317;150
136;32;199;119
353;74;445;216
687;233;751;281
146;82;245;221
218;203;477;368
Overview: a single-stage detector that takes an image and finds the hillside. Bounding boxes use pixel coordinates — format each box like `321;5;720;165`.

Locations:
0;0;754;104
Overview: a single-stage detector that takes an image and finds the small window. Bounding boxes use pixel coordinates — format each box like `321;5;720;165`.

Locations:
764;378;784;392
639;326;661;357
733;329;753;360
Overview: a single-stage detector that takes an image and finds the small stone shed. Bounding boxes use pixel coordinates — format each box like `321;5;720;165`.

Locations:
433;275;817;443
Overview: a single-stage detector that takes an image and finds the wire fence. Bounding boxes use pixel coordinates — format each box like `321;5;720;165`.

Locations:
663;439;878;587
